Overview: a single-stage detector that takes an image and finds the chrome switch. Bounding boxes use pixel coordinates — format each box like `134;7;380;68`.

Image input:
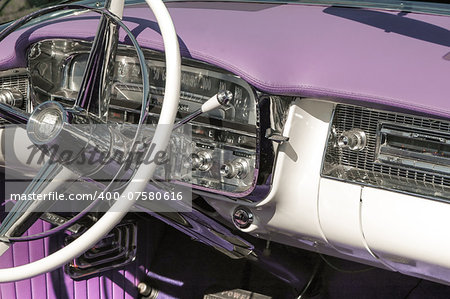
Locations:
189;151;212;171
220;158;249;179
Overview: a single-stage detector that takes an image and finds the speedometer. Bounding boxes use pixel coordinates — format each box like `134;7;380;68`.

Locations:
110;56;257;126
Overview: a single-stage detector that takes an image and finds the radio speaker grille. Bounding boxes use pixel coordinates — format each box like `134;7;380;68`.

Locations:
323;104;450;200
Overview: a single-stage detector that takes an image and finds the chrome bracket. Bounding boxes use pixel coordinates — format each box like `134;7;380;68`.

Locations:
265;128;289;143
64;220;137;279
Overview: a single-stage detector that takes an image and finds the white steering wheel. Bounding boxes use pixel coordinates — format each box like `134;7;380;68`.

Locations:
0;0;181;282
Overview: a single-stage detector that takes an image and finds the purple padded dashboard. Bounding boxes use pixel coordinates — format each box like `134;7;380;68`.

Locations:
0;2;449;118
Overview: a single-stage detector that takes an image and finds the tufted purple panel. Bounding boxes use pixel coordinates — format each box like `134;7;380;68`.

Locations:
0;219;147;299
0;2;450;119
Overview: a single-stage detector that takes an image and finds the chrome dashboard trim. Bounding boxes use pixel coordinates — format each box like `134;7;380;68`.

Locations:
0;68;28;78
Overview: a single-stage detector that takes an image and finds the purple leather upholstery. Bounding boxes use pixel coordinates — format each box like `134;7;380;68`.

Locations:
0;2;449;118
0;220;144;299
0;215;187;298
0;205;255;298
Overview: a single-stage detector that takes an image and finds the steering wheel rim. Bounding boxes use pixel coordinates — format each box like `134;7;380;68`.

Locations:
2;6;151;243
0;0;181;282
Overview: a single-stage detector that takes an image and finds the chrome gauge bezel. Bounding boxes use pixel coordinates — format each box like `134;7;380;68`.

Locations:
26;39;279;201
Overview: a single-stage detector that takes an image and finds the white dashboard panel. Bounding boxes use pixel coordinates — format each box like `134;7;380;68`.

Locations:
253;98;334;241
207;98;334;243
361;187;450;284
207;98;333;238
207;98;450;284
318;178;382;264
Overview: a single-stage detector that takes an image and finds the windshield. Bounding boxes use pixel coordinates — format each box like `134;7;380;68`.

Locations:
1;0;449;26
1;1;64;24
274;0;450;15
0;0;94;25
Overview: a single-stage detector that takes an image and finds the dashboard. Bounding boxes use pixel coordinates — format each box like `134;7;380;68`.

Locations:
0;0;450;287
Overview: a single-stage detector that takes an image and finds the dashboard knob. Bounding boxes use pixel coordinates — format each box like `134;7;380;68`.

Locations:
0;88;23;108
337;129;367;151
220;158;249;179
233;207;253;229
189;151;212;171
220;162;235;178
216;90;233;106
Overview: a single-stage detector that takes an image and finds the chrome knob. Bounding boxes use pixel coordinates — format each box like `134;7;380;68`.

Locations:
337;129;367;151
0;88;23;108
189;151;212;171
220;162;235;178
216;90;233;106
233;207;253;229
220;158;249;179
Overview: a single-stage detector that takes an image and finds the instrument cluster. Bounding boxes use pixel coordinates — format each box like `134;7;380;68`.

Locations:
28;39;261;197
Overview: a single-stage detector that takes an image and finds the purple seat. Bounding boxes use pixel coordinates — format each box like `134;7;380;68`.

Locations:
0;219;144;299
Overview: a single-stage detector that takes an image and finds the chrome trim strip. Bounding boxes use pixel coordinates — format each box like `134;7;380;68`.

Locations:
0;102;29;124
0;68;28;78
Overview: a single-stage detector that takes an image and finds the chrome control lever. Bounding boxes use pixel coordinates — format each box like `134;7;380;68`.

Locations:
173;90;233;130
24;91;234;187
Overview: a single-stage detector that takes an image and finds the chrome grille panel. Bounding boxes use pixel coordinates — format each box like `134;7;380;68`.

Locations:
322;104;450;200
0;73;29;124
0;74;29;100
